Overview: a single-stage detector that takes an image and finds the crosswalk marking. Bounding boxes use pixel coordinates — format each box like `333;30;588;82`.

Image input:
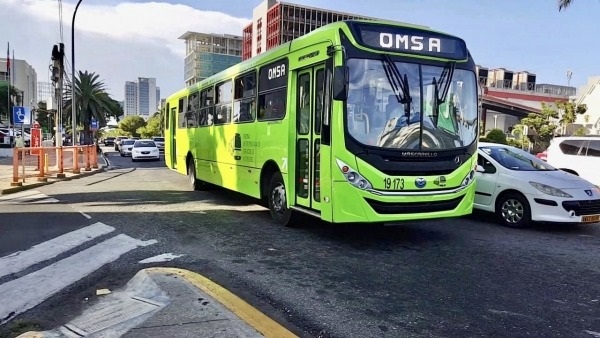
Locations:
0;222;115;279
0;234;157;324
0;190;59;205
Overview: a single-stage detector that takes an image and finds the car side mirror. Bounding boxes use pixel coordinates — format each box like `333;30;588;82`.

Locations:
475;165;485;173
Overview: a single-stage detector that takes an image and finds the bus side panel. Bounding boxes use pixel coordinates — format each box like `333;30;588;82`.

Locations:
164;99;174;170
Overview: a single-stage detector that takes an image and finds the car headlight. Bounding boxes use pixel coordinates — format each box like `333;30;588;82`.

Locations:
529;182;572;198
461;167;476;187
336;159;372;190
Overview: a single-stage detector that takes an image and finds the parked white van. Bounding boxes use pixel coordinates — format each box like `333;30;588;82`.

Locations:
545;136;600;186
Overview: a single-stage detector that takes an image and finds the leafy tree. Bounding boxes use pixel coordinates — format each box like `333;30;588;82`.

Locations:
485;129;508;144
63;71;115;144
137;115;162;138
520;102;559;151
0;81;20;125
556;100;587;134
35;101;54;133
558;0;573;11
573;127;587;136
583;114;590;124
118;115;146;137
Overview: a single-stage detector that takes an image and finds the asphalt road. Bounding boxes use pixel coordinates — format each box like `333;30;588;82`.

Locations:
1;146;599;338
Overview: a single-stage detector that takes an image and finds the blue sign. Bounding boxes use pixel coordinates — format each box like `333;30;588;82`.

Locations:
12;106;31;125
91;118;99;131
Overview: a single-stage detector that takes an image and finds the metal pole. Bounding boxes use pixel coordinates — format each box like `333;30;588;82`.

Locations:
71;0;83;145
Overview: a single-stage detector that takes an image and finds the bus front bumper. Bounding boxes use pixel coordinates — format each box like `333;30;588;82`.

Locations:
330;181;475;223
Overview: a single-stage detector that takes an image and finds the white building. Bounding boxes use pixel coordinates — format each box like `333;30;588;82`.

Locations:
0;57;37;123
37;81;54;109
124;78;161;119
573;76;600;134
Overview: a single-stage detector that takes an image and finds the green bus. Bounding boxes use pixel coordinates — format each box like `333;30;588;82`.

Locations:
164;20;480;226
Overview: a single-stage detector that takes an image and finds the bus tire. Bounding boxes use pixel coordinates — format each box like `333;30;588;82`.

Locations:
187;158;208;191
268;172;293;227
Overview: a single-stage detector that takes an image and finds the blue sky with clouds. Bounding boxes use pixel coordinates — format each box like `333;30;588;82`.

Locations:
5;0;598;101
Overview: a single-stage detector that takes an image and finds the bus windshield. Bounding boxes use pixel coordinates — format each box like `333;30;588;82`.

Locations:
346;58;478;151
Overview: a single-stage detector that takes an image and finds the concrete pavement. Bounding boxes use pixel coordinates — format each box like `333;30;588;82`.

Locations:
17;268;297;338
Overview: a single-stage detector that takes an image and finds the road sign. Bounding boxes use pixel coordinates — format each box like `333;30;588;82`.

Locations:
30;128;42;156
91;118;99;131
12;106;31;125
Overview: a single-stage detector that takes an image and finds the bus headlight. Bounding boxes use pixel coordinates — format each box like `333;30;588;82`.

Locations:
461;169;476;187
336;159;372;190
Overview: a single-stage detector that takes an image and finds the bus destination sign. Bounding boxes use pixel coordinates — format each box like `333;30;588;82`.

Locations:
354;24;468;60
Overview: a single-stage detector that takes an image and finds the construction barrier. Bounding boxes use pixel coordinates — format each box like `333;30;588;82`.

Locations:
10;145;98;187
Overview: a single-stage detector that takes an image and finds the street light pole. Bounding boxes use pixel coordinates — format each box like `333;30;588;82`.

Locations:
72;0;83;145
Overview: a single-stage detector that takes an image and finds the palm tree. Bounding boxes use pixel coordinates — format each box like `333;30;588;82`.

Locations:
558;0;573;11
63;70;114;144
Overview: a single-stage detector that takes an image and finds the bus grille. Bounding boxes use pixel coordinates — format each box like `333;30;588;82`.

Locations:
364;196;464;215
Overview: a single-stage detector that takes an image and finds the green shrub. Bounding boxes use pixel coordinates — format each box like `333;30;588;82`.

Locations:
485;129;508;144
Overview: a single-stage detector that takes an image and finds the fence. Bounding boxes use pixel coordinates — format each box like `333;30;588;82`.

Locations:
10;145;98;187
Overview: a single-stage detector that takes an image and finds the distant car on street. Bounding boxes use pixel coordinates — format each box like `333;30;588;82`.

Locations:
103;137;116;146
131;139;160;162
151;136;165;151
475;142;600;228
119;139;136;157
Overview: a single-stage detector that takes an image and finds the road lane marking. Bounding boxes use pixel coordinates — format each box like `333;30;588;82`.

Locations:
79;211;92;219
0;222;115;279
146;267;298;338
138;253;184;264
0;191;58;204
0;234;157;324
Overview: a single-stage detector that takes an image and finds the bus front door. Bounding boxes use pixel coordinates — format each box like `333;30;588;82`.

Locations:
170;106;177;168
295;65;325;212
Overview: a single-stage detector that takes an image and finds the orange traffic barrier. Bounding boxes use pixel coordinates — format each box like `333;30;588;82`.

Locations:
11;145;99;185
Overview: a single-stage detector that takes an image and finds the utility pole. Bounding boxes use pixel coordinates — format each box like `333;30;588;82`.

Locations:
51;43;65;147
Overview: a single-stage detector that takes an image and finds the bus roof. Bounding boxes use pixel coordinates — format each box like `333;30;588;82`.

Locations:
167;19;465;101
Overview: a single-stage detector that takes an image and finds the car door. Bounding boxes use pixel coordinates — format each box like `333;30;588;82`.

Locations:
475;152;500;207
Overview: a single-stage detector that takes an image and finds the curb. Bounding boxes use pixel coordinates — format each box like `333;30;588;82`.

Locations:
0;154;108;195
145;267;298;338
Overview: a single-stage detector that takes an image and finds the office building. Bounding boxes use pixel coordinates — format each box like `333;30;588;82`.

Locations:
0;57;37;125
242;0;375;60
179;32;242;87
123;77;161;119
37;81;54;109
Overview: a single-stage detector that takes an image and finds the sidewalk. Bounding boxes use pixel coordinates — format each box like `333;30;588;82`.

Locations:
17;268;298;338
0;150;107;195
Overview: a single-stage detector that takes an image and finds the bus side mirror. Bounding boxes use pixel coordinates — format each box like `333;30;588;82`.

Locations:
332;66;348;101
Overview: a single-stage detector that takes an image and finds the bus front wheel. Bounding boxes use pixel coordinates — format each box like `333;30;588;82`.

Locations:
268;172;293;226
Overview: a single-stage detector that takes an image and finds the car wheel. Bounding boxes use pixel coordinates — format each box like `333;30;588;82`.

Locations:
267;172;294;227
496;192;531;228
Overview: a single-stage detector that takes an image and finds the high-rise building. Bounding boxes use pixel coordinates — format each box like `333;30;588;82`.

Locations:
37;81;54;109
123;77;160;119
0;57;37;122
242;0;374;60
124;81;137;117
178;32;243;87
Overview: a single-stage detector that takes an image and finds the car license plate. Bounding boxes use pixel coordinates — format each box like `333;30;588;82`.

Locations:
581;215;600;223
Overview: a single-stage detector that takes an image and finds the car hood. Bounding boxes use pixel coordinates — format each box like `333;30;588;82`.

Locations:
517;170;595;189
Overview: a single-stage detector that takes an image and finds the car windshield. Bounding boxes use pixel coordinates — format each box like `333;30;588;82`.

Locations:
346;58;478;150
134;141;156;148
153;137;164;142
481;146;557;171
122;140;135;145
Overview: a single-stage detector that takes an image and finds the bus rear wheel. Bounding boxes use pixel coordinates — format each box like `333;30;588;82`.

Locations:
268;172;293;226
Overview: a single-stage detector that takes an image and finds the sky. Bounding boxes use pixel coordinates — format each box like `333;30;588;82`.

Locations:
0;0;598;102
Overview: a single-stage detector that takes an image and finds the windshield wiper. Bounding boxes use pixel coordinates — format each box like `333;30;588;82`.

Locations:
432;62;456;127
381;55;411;121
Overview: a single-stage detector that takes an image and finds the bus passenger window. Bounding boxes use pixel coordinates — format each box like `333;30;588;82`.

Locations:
233;72;256;123
258;90;286;121
178;98;186;129
215;81;232;125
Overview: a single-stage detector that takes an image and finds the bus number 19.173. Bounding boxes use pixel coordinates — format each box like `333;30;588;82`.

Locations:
383;177;404;190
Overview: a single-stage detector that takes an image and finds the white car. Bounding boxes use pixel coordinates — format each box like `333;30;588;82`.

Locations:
131;139;160;162
119;139;136;157
544;136;600;186
474;142;600;228
151;136;165;151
